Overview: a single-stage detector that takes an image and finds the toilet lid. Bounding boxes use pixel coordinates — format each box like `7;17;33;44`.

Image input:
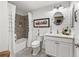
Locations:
32;41;40;46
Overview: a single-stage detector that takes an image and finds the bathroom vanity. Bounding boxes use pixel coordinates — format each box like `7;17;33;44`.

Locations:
44;33;74;57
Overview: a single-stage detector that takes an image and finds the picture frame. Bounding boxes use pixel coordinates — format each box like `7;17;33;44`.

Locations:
33;18;50;28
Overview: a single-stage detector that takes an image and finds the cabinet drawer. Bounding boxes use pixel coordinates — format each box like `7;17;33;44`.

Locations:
58;38;73;44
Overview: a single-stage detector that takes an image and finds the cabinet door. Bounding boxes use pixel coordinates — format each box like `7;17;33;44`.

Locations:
74;45;79;57
58;42;73;57
45;39;56;56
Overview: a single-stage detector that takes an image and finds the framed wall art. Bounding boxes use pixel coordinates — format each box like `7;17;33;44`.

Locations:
33;18;50;28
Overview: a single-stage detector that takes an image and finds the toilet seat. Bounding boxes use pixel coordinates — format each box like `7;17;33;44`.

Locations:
32;40;40;48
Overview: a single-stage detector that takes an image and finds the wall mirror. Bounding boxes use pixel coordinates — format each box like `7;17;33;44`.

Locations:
53;12;64;25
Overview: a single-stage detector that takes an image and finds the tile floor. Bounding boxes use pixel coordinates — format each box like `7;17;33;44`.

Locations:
15;47;47;57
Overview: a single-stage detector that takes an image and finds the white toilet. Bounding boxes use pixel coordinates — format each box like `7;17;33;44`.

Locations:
31;36;43;56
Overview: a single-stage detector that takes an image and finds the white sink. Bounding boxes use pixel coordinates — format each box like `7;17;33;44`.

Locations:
45;33;74;39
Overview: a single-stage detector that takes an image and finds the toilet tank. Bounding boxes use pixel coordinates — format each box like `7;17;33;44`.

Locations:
37;36;44;41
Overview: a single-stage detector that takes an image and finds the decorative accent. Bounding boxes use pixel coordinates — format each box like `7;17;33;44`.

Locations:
33;18;50;28
74;9;79;22
62;26;71;35
54;4;62;9
53;12;64;25
54;2;70;9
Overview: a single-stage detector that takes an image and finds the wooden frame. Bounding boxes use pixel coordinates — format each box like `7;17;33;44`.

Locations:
33;18;50;28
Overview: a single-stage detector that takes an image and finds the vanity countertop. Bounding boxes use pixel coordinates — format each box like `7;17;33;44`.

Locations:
45;33;74;39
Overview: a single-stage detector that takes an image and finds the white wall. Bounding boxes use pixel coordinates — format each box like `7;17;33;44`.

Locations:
16;8;27;16
74;2;79;44
8;3;16;56
32;6;51;41
73;2;79;57
27;12;33;47
28;2;73;48
32;5;72;37
0;1;9;52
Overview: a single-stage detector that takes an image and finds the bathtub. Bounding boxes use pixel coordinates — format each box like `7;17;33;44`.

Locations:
15;38;27;53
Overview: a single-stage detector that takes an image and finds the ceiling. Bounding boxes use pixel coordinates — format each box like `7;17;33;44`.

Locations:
9;1;62;13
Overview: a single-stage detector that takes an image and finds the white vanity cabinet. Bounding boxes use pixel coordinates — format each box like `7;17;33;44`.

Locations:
45;39;57;56
57;41;73;57
44;34;74;57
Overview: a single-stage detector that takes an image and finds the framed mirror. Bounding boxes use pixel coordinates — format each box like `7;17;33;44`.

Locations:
53;12;64;25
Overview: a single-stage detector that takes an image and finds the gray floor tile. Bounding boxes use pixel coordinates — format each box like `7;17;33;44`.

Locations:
15;47;47;57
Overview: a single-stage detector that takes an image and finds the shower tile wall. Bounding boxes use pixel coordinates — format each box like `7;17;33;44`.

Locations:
15;14;28;39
